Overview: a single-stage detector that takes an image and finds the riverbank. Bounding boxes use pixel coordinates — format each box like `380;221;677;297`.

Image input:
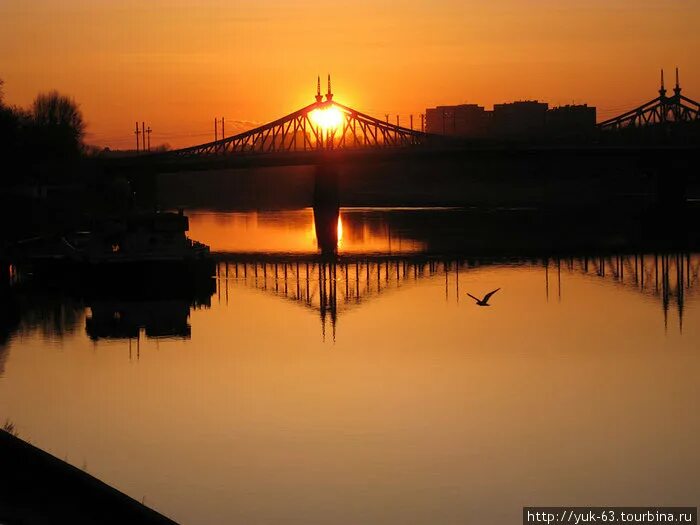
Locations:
0;429;178;524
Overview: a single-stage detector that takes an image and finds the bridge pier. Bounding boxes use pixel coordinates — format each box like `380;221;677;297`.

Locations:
313;161;340;208
313;162;340;255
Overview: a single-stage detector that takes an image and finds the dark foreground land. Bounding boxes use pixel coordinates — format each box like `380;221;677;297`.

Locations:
0;430;178;525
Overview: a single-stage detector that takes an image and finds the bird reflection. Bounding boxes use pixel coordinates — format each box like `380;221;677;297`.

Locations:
467;288;501;306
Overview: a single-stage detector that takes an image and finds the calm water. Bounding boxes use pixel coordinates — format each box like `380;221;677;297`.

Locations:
1;208;699;524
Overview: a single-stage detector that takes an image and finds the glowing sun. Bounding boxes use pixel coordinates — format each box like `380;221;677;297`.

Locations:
310;106;344;131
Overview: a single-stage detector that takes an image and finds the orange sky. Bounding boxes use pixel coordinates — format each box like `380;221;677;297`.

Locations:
1;0;699;149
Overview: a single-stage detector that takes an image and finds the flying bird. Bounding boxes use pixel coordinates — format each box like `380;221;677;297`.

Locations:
467;288;500;306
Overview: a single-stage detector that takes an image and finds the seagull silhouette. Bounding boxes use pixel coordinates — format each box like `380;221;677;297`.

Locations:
467;288;500;306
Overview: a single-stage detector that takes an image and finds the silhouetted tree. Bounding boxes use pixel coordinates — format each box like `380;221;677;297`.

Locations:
0;81;91;188
0;78;22;166
30;90;85;159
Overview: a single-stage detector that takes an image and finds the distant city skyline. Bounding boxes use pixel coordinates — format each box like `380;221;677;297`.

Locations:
1;0;698;148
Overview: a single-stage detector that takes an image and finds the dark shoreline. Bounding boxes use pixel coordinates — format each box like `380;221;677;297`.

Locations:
0;429;179;525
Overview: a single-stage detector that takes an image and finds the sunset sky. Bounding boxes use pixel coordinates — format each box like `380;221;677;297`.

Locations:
1;0;698;149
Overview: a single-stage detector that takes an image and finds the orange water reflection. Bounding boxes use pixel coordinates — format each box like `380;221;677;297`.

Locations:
0;259;698;525
187;208;426;254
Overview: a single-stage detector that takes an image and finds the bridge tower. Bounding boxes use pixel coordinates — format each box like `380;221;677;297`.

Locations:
672;68;683;121
326;74;333;102
674;67;682;97
659;69;670;122
315;75;323;103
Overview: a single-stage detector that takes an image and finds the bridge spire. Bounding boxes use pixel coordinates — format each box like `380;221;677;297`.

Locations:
659;68;667;98
674;67;682;96
315;75;323;103
326;74;333;102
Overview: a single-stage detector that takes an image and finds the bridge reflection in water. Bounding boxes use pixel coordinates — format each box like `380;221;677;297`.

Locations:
5;205;697;353
202;203;700;338
214;253;699;340
546;254;697;331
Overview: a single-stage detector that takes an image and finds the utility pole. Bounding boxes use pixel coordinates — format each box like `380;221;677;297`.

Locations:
396;115;400;127
215;118;218;141
146;126;152;151
134;122;140;152
141;122;146;152
410;114;413;130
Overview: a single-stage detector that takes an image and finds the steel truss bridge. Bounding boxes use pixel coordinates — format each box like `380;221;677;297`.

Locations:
599;69;700;130
124;71;700;173
213;253;699;339
119;72;700;174
165;76;428;160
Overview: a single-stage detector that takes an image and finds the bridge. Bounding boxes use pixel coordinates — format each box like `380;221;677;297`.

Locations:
114;72;700;188
153;70;700;163
164;75;429;159
598;69;700;130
